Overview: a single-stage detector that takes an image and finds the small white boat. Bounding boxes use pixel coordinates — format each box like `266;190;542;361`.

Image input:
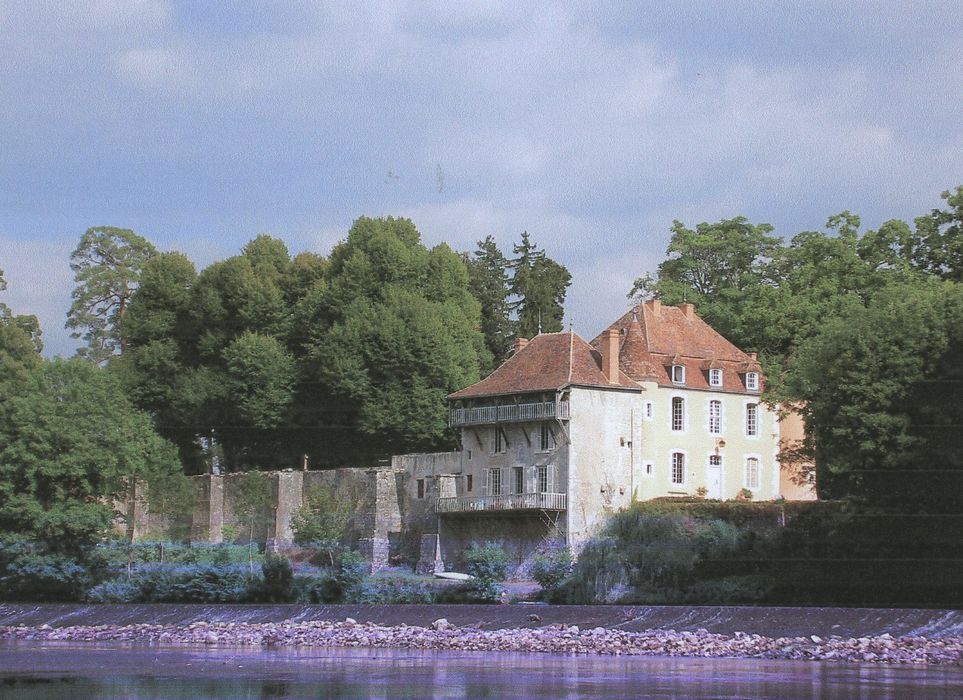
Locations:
434;571;473;581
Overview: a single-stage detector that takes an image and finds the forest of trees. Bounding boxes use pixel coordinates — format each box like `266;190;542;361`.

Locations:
0;186;960;556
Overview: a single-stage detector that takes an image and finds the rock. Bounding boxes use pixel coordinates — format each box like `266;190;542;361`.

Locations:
527;614;541;622
343;618;357;626
431;618;450;631
810;635;822;643
204;632;218;644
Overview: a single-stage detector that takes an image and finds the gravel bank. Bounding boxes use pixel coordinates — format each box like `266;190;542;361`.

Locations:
2;618;961;666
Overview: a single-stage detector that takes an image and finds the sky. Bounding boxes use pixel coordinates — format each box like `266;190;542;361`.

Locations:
1;1;961;357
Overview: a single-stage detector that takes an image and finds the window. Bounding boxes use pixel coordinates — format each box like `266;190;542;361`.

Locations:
466;474;473;492
745;457;760;489
671;397;685;431
539;423;554;451
513;466;524;494
644;401;654;420
643;461;654;477
671;364;685;384
671;452;685;485
708;400;722;435
746;372;759;391
746;403;758;437
709;454;721;468
537;465;549;493
493;428;505;453
709;368;723;387
416;479;425;499
467;449;472;461
488;468;502;495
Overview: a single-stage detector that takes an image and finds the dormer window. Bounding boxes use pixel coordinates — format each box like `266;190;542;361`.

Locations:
671;365;685;385
709;368;723;387
746;372;759;392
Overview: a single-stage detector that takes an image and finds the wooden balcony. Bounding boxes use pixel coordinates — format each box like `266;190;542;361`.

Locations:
436;492;567;515
449;400;570;427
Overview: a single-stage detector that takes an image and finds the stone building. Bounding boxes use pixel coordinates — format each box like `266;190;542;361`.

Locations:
432;300;806;569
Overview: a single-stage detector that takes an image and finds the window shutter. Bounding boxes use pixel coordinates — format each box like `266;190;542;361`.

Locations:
527;466;536;494
481;468;489;496
547;465;556;493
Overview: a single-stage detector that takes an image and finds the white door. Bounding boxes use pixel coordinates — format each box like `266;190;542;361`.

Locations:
706;456;722;499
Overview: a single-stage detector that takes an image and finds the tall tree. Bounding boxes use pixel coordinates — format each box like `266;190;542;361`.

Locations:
911;186;963;281
66;226;157;363
464;235;512;370
510;231;571;337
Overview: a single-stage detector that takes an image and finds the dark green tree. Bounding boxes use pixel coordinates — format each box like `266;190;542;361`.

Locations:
911;186;963;281
510;231;571;337
66;226;157;362
0;359;182;551
464;235;512;370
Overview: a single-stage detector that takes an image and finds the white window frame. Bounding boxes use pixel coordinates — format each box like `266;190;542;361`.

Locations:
745;372;759;392
709;368;723;387
537;464;549;493
707;399;722;436
671;364;686;385
744;455;762;491
670;395;687;433
488;467;503;495
744;401;759;438
670;451;686;487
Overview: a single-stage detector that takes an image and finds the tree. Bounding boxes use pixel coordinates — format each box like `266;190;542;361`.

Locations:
464;235;512;370
301;217;485;461
66;226;157;362
510;231;571;337
789;278;963;507
223;332;296;429
291;484;356;565
912;186;963;281
0;359;181;552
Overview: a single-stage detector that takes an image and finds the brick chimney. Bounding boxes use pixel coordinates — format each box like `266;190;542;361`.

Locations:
601;328;620;384
680;302;695;319
646;299;661;313
513;337;529;354
748;352;758;361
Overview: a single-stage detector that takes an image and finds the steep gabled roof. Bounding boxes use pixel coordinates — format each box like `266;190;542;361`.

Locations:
589;302;762;391
449;331;639;400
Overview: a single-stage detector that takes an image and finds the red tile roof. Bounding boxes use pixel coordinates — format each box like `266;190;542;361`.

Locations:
449;331;640;400
589;301;763;392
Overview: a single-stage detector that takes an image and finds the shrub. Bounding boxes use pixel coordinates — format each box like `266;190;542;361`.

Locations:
87;579;140;603
529;548;573;601
335;549;368;599
130;564;251;603
294;572;341;604
290;485;355;558
356;578;433;604
0;550;94;602
246;553;295;602
463;542;511;602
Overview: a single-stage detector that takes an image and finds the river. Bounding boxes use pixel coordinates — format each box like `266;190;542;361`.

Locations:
0;644;960;699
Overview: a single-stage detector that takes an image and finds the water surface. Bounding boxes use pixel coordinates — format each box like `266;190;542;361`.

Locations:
1;644;960;699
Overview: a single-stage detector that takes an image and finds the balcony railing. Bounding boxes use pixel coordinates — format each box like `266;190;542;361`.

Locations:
449;400;570;427
436;492;567;514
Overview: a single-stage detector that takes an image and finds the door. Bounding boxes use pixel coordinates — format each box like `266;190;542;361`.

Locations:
706;455;722;499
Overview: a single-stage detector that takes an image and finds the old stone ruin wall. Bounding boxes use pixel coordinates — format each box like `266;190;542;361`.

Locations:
123;452;464;572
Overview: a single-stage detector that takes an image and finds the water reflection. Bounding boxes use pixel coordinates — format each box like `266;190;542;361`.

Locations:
0;644;960;699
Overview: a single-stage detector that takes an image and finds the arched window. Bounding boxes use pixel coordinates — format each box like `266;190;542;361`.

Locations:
746;372;759;391
744;457;760;489
671;452;685;485
671;364;686;384
671;397;685;431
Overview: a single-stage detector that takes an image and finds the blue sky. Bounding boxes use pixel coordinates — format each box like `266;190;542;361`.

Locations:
1;1;961;356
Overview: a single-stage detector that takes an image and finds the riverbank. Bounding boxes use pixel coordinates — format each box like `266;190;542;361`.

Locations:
0;604;961;666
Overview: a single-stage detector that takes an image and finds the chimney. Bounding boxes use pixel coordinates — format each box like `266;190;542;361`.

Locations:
646;299;661;313
680;302;695;319
748;352;758;361
601;328;620;384
513;337;529;354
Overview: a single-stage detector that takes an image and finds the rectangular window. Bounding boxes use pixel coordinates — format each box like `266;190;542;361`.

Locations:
489;468;502;495
644;401;654;420
537;465;549;493
746;403;758;437
746;372;759;391
671;452;685;485
671;397;685;431
493;428;505;453
709;454;722;467
709;368;723;387
644;461;654;476
539;423;554;451
672;365;685;384
513;466;524;494
708;399;722;435
416;479;425;499
745;457;760;489
466;474;473;492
